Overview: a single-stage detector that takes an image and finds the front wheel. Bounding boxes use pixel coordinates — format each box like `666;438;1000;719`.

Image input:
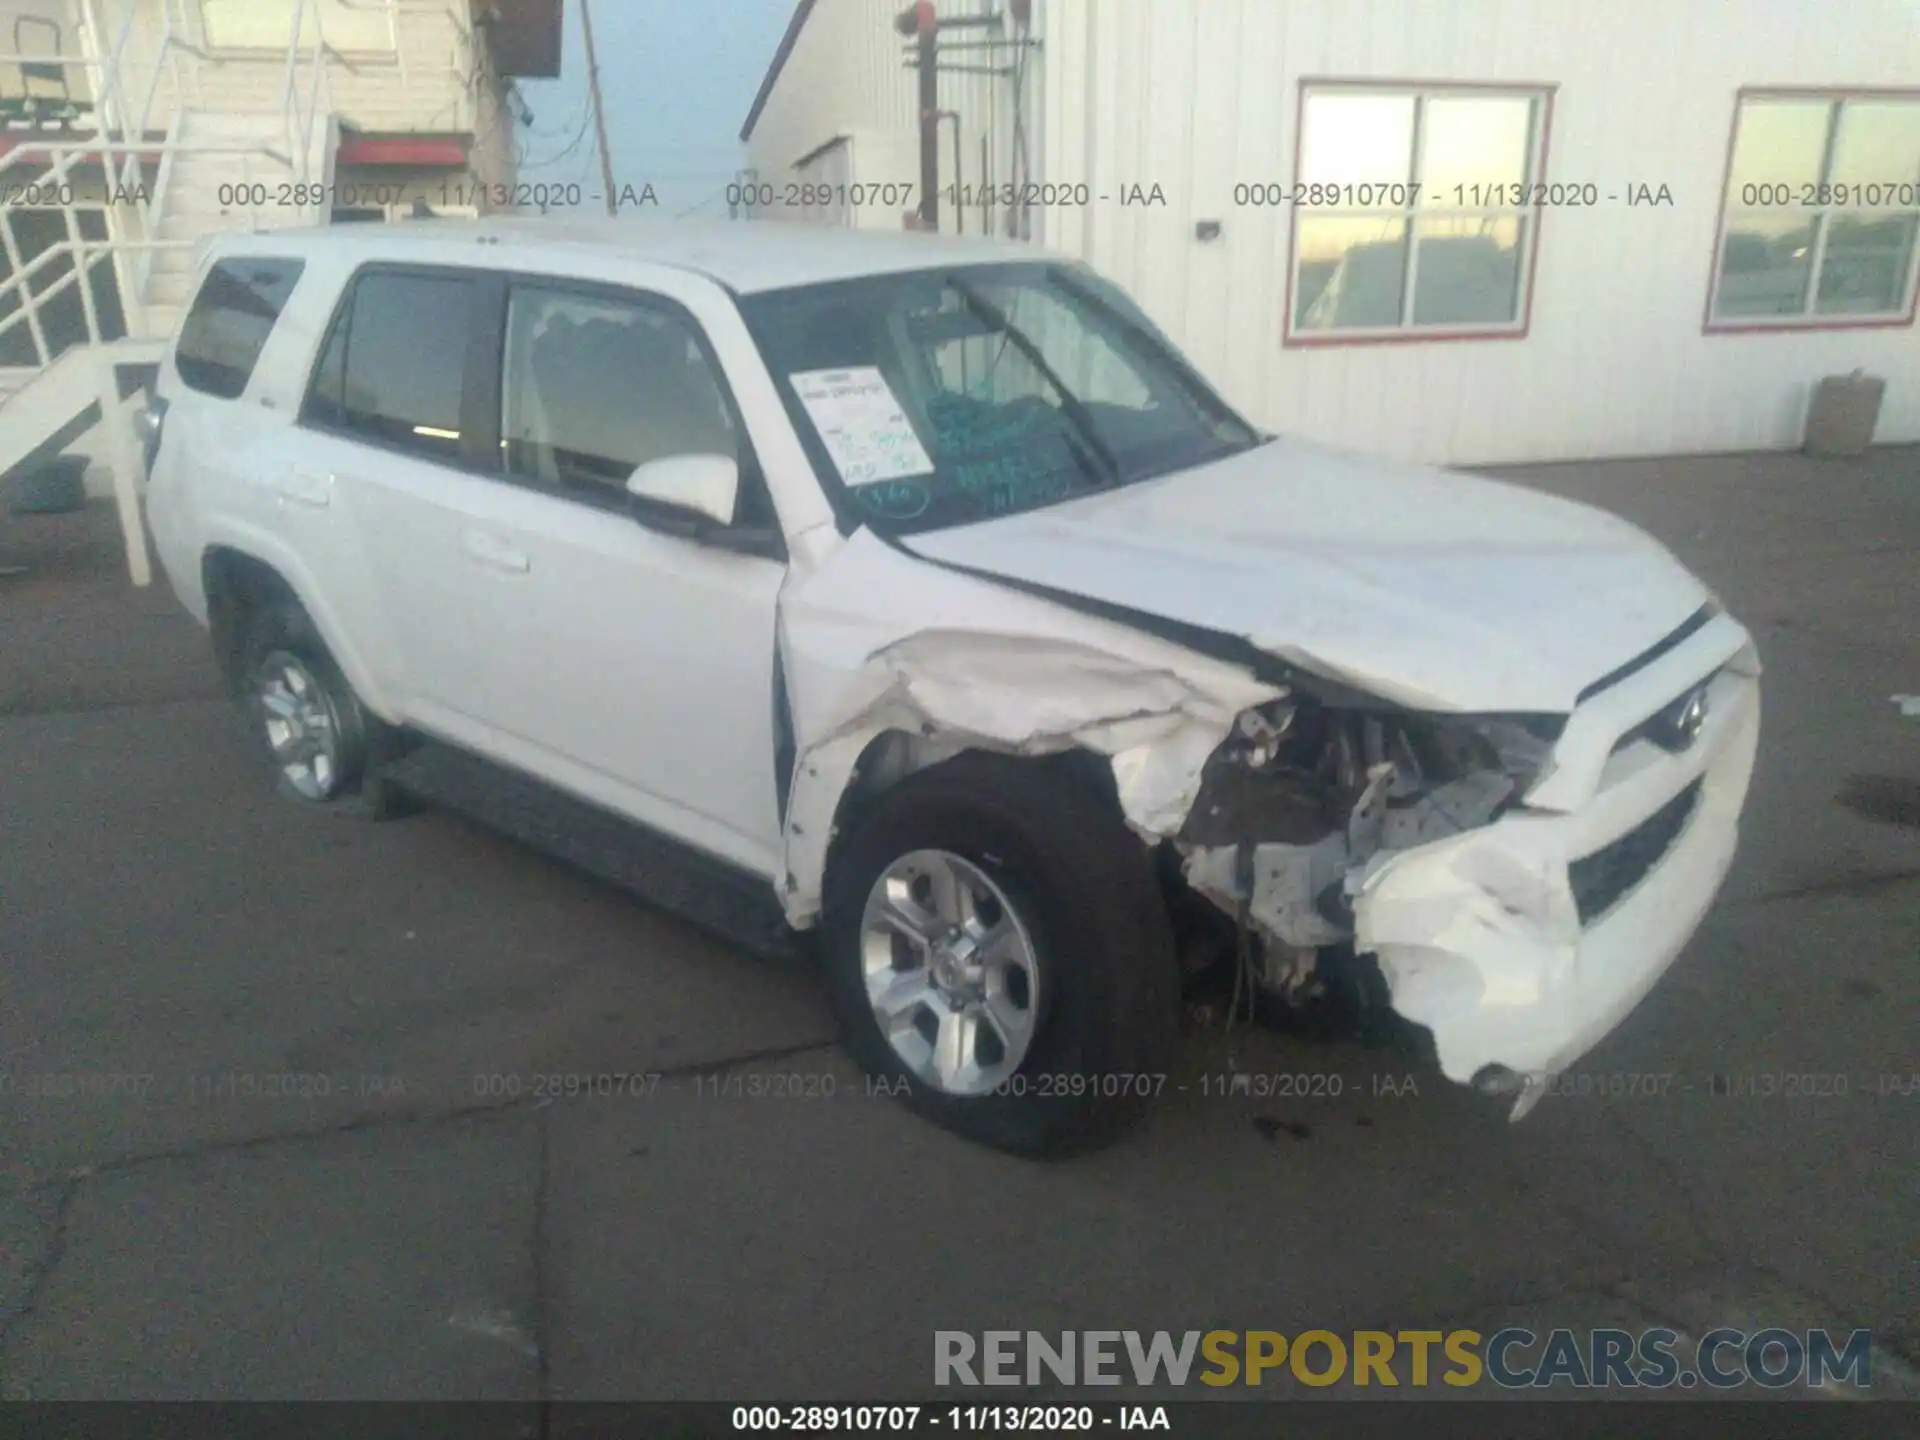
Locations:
821;754;1178;1157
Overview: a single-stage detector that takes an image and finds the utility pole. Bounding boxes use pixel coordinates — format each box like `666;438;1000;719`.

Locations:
579;0;619;217
896;2;939;231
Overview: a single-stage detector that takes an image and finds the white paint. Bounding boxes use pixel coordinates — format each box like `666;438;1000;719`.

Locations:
1892;695;1920;717
147;218;1764;1108
745;0;1920;465
911;433;1716;714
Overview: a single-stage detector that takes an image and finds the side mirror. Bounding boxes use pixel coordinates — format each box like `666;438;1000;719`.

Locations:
623;453;739;529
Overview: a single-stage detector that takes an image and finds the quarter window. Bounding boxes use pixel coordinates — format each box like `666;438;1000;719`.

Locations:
174;257;305;399
499;285;737;496
1710;94;1920;326
1289;85;1549;339
308;270;473;464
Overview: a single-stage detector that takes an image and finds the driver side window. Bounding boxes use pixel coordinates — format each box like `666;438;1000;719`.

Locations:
500;285;739;497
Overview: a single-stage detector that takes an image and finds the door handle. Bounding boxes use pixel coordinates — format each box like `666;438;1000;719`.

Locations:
279;469;333;508
462;530;530;573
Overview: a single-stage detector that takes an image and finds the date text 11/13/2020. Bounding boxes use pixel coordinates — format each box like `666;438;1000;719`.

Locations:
462;1071;1424;1102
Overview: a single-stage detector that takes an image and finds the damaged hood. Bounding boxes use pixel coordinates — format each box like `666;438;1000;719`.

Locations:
904;436;1712;714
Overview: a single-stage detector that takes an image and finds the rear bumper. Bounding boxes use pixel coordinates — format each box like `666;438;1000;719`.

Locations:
1354;624;1761;1109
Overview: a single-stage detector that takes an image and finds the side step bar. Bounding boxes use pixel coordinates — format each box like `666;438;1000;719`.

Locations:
378;742;807;967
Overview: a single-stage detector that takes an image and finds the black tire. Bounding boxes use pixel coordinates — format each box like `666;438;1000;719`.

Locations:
235;598;415;820
821;752;1178;1157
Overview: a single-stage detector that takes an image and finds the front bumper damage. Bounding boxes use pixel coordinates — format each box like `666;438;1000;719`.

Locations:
1178;613;1762;1118
780;533;1759;1119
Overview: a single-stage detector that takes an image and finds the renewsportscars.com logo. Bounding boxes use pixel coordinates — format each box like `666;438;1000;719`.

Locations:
934;1328;1877;1391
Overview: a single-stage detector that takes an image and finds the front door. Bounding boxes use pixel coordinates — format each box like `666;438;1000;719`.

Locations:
454;273;789;878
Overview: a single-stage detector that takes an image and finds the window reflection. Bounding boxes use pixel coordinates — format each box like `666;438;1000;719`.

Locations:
1411;217;1525;326
1298;94;1415;192
1727;101;1832;193
1420;97;1536;201
1717;216;1816;318
1713;95;1920;324
1292;87;1542;336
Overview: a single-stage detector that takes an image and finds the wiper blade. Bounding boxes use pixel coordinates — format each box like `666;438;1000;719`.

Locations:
945;274;1121;486
1048;265;1260;446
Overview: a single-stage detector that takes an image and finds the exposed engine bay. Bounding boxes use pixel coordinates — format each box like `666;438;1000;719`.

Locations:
1175;696;1560;1010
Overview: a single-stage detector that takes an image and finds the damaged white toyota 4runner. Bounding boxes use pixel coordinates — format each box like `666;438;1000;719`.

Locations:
145;221;1760;1156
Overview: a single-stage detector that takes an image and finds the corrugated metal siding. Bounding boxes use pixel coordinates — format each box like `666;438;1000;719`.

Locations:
1040;0;1920;463
752;0;1920;463
743;0;1040;237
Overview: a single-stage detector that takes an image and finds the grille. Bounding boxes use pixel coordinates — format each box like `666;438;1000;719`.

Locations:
1569;779;1702;925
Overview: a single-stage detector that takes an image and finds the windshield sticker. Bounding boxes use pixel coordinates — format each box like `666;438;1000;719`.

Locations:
853;478;933;520
790;367;935;486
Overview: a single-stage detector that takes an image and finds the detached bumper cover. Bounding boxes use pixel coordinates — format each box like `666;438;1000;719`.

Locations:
1353;623;1761;1110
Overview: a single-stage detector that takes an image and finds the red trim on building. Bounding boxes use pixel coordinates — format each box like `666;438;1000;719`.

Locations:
335;134;472;168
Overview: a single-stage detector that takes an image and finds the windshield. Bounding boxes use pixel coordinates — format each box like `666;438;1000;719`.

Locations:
738;262;1264;535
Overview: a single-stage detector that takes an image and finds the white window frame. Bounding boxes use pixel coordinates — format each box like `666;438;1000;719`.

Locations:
1285;81;1553;345
198;0;397;57
1707;89;1920;332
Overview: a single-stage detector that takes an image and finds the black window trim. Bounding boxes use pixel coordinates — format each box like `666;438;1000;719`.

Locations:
175;253;309;401
298;259;785;562
472;268;787;562
297;260;490;474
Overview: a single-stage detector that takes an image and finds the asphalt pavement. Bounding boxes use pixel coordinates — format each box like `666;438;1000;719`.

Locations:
0;447;1915;1404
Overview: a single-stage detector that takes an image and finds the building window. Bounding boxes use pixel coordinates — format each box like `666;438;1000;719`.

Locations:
1287;83;1550;342
1709;93;1920;328
199;0;395;54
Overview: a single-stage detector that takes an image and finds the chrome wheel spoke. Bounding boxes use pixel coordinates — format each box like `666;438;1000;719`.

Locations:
930;1002;982;1093
857;849;1042;1098
868;967;934;1033
873;889;940;953
253;652;345;802
923;855;974;928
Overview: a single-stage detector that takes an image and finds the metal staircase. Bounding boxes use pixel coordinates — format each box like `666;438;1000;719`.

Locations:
0;0;336;584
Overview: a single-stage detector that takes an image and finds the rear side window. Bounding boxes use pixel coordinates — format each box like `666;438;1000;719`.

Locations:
305;269;473;464
174;257;305;398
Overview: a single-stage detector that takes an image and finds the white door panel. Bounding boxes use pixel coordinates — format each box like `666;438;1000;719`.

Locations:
459;481;786;877
314;435;490;728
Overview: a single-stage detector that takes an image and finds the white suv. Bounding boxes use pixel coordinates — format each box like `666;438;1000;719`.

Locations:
144;219;1761;1155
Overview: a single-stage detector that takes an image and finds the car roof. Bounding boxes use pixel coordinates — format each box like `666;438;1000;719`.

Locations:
208;216;1056;295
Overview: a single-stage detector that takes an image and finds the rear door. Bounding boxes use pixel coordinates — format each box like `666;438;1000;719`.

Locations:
296;265;495;735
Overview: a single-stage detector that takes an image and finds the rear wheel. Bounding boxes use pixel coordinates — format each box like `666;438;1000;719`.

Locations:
236;599;413;819
822;753;1178;1157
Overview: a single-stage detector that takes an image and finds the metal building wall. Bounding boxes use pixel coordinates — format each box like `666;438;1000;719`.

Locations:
1037;0;1920;465
742;0;1043;239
